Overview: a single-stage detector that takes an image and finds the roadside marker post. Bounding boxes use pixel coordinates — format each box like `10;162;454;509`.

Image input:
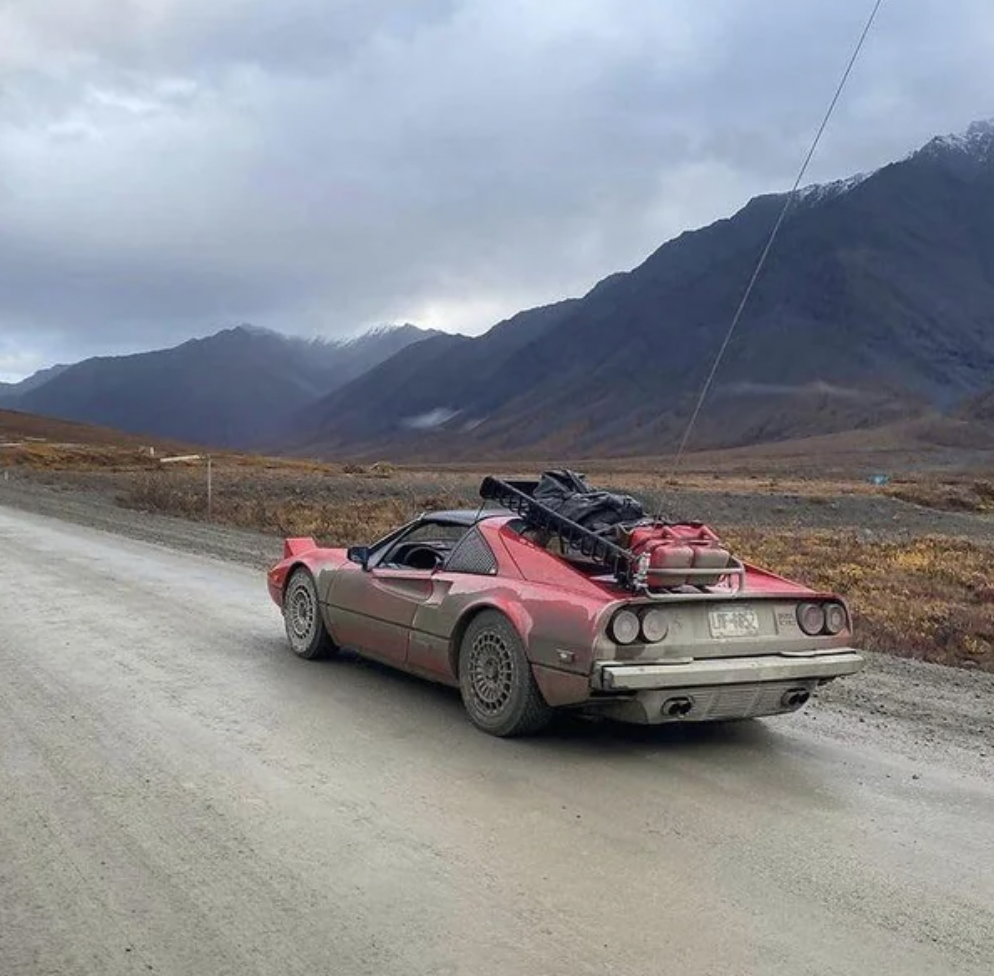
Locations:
159;453;214;522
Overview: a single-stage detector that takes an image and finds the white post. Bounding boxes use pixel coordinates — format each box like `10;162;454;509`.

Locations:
158;453;212;521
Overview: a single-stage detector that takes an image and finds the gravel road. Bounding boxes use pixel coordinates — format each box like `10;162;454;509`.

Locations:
0;478;282;568
2;497;993;975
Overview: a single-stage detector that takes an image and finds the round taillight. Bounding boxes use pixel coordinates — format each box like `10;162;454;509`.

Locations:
611;609;641;645
824;603;847;635
640;609;669;643
797;602;826;636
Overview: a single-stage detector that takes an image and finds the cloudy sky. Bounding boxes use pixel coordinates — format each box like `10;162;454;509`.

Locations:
1;0;992;381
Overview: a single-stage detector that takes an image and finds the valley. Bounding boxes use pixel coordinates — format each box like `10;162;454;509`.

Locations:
3;405;992;676
5;10;994;975
4;121;994;464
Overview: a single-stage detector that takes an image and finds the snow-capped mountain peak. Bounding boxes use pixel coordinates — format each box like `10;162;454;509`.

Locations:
793;172;871;205
791;118;994;208
918;117;994;161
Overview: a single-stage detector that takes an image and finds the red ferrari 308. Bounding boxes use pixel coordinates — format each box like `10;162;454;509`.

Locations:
267;477;864;737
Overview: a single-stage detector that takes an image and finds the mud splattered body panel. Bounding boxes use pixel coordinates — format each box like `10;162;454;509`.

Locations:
267;512;864;723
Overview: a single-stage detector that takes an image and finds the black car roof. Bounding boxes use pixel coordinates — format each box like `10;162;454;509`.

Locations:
424;508;508;525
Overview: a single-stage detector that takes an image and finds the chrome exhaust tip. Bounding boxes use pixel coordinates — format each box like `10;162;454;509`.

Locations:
781;689;811;709
662;697;694;718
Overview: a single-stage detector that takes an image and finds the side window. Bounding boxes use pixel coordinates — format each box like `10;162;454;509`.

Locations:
377;521;471;571
444;527;498;575
397;523;468;547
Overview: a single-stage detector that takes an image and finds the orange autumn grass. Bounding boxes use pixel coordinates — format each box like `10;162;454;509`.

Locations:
727;529;994;673
119;472;994;675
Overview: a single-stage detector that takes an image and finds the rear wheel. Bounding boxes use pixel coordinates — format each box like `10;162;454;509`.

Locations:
283;568;337;660
458;611;552;737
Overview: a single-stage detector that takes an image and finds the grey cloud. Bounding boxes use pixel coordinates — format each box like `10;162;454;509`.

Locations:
1;0;993;379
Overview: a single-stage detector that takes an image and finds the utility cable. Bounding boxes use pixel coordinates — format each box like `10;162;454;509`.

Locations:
672;0;886;466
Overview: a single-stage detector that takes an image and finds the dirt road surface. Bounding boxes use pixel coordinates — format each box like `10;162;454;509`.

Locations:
2;504;992;976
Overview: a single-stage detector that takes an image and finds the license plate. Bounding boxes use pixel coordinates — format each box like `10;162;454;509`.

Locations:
709;607;760;639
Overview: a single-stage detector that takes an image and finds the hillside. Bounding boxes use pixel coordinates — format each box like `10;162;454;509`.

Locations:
294;120;994;460
0;408;168;447
0;408;195;469
14;324;434;449
964;386;994;422
0;364;70;402
292;299;580;451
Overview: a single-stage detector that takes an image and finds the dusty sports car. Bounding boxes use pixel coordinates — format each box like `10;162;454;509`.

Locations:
266;475;865;737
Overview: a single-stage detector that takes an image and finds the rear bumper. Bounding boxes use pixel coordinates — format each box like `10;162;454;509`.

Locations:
596;648;865;692
591;649;865;724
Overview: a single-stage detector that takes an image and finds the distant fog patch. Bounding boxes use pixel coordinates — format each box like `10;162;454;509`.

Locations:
402;407;461;430
721;381;878;400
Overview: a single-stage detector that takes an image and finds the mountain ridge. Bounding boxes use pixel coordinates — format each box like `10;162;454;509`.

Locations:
12;324;437;448
289;117;994;459
6;118;994;460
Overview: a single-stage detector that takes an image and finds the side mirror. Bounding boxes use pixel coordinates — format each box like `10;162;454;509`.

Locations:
347;545;371;569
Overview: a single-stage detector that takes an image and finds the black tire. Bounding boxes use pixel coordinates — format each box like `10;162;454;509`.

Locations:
283;568;338;660
458;610;552;737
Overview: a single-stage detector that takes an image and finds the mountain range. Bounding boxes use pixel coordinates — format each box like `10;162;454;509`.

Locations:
1;325;436;448
4;119;994;460
965;386;994;424
292;119;994;459
0;364;70;399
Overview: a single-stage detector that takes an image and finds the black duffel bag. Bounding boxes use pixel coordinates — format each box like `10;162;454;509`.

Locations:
532;469;645;536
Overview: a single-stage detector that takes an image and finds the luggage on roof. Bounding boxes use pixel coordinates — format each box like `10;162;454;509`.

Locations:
532;469;646;537
480;471;741;594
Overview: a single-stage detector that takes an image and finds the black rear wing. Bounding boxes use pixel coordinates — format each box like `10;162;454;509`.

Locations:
479;476;637;584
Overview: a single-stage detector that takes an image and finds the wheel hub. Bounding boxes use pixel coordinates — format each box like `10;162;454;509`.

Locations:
288;586;314;640
469;631;515;714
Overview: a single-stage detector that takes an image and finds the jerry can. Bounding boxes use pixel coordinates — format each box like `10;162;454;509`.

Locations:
627;523;731;590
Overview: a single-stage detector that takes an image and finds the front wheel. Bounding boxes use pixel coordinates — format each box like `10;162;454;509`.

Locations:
283;568;338;660
458;611;552;737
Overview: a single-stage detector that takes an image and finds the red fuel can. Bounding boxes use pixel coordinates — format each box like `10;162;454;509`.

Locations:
628;523;731;590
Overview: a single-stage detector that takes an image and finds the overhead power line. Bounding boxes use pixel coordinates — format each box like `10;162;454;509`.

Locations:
673;0;887;466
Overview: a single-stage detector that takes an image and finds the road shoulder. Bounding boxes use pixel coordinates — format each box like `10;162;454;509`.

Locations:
2;477;991;771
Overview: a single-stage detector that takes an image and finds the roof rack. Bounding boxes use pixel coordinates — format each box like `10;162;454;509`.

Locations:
480;475;746;595
479;476;637;584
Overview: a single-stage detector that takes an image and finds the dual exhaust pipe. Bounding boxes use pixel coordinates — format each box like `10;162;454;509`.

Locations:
781;688;811;709
662;697;694;717
661;688;811;719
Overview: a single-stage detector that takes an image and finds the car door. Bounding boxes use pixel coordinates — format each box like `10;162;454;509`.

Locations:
325;519;467;667
328;565;437;665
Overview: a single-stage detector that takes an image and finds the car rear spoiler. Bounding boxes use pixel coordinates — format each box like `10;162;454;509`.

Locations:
283;537;319;558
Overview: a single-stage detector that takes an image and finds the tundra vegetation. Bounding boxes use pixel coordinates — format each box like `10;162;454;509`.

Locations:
2;425;990;675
